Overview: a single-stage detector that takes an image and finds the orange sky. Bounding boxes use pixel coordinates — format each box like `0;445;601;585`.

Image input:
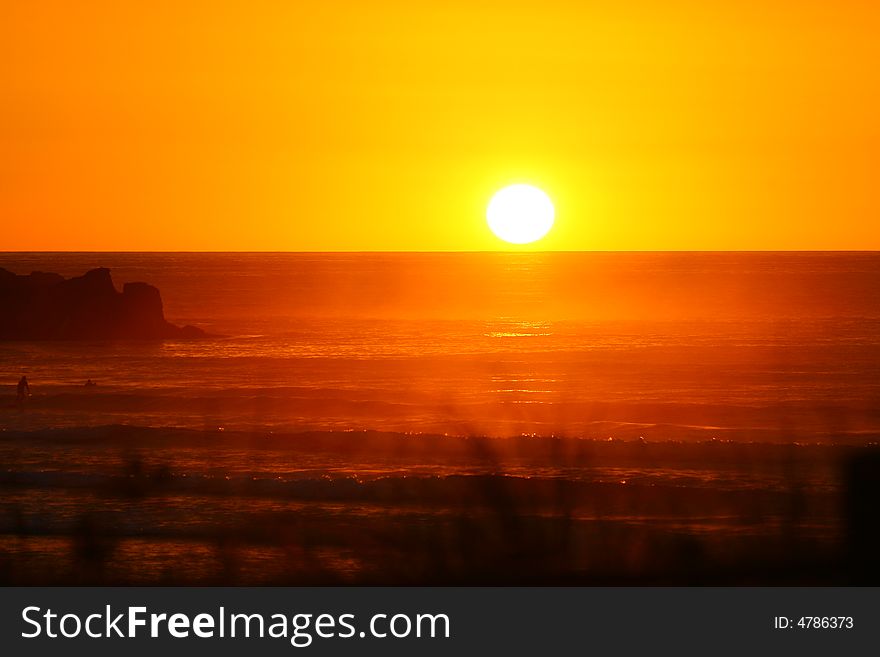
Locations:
2;1;878;251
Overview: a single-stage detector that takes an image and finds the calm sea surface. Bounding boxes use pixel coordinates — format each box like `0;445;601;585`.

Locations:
1;252;878;439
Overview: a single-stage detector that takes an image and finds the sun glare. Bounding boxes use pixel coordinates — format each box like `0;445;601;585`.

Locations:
486;185;555;245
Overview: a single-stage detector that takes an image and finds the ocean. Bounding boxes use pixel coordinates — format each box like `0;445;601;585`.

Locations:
1;252;878;583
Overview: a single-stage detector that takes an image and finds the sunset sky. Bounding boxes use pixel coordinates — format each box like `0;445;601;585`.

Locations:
2;1;878;251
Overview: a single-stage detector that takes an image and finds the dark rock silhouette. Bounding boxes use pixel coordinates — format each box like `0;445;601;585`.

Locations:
0;267;204;340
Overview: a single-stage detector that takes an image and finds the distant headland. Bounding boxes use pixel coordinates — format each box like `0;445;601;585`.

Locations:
0;267;205;340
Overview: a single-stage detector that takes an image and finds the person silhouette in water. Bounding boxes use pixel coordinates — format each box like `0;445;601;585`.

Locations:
16;376;30;402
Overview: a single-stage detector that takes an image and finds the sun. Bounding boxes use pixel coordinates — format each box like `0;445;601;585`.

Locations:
486;184;555;245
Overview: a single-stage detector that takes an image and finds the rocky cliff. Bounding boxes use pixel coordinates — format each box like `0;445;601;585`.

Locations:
0;267;205;340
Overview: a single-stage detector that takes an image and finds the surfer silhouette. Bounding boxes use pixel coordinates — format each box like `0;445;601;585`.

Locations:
16;375;30;402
